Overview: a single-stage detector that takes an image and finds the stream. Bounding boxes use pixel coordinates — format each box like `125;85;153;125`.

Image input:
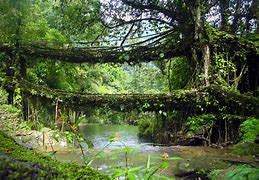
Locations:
54;123;248;178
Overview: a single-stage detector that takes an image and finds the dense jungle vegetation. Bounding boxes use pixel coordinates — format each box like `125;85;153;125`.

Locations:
0;0;259;179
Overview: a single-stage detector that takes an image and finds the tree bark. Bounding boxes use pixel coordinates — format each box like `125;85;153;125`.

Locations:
203;45;210;86
188;0;212;87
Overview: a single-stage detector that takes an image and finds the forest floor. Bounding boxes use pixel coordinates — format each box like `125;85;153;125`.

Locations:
0;104;109;179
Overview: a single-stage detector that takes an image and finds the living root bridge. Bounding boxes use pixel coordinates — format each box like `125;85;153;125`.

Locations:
0;28;257;64
19;80;259;117
0;42;185;64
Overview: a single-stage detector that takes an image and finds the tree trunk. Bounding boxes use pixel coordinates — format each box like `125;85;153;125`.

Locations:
219;0;229;31
188;0;211;87
203;44;210;86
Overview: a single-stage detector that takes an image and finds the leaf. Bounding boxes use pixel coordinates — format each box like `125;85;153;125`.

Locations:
112;168;126;177
86;159;94;166
160;161;169;169
127;172;136;180
146;155;151;169
128;166;142;173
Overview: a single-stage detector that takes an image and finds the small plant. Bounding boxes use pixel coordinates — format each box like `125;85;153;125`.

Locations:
111;151;173;180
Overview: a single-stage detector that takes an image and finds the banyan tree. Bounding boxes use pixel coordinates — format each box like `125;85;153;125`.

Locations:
0;0;258;145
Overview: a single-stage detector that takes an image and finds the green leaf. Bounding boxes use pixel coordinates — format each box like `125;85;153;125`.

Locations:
160;161;169;169
146;154;151;169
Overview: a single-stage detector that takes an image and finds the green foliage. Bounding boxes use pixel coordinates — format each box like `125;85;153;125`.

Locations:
125;63;168;93
214;54;236;78
226;165;259;180
240;117;259;142
49;0;103;40
209;165;259;180
18;121;38;131
64;131;75;144
0;0;101;44
111;150;177;180
110;143;175;179
186;114;216;135
0;88;7;104
0;104;20;115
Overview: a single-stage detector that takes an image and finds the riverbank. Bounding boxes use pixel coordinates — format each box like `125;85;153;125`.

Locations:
0;131;109;179
0;104;109;179
0;104;78;152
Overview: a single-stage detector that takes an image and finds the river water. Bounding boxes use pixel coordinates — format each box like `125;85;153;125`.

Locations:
54;123;246;178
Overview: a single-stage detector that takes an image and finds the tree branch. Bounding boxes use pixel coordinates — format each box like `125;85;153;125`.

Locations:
105;17;171;29
121;0;174;18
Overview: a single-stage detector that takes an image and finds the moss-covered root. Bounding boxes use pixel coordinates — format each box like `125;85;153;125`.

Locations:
0;131;109;179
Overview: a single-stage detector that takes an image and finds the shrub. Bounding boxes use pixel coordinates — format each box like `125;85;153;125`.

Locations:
240;117;259;142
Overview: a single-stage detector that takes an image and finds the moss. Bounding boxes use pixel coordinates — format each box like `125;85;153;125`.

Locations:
0;131;110;179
